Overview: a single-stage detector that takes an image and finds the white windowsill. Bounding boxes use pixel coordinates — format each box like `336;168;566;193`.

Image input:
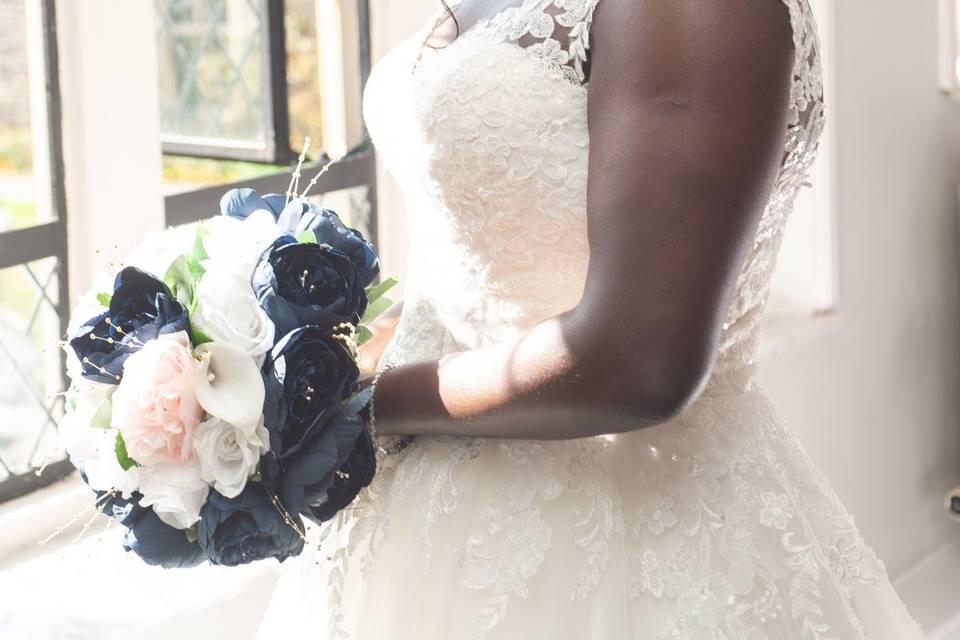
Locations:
894;538;960;640
759;310;846;360
0;475;281;640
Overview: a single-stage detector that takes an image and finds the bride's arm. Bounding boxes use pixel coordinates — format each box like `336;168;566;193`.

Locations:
358;301;403;375
374;0;795;441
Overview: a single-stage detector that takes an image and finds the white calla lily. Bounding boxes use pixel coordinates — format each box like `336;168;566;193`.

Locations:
194;341;265;436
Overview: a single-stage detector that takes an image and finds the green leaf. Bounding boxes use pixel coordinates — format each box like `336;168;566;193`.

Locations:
364;277;398;307
65;385;78;412
95;292;112;307
90;396;113;429
192;223;210;263
356;324;374;346
360;294;393;325
191;325;214;346
296;229;316;244
164;255;203;314
114;432;140;471
185;527;198;544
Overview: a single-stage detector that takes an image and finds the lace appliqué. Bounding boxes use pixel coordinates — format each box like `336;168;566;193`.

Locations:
483;0;601;85
454;441;563;638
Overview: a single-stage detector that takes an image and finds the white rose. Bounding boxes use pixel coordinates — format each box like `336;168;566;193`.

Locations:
137;460;210;530
66;271;114;336
123;223;198;277
201;211;282;279
82;433;141;498
194;417;269;498
59;417;140;499
58;410;104;463
191;268;275;358
59;379;141;497
59;380;112;461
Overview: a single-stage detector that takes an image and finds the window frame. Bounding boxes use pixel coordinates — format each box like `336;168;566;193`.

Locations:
157;0;296;164
0;0;77;504
162;0;379;251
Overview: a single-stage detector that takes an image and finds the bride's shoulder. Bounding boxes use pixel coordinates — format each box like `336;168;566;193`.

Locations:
588;0;796;84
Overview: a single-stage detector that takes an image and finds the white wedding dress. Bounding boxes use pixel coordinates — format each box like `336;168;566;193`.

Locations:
258;1;925;638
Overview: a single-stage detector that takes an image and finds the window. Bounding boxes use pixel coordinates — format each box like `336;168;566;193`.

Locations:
940;0;960;96
159;0;378;252
0;0;74;502
156;0;287;162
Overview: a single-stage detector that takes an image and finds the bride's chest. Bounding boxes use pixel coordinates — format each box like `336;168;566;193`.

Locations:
363;31;591;208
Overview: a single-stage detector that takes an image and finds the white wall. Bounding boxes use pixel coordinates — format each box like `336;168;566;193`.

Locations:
759;0;960;583
368;0;436;296
57;0;165;295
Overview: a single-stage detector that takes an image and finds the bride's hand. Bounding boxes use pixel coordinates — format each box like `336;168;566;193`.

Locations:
358;301;403;376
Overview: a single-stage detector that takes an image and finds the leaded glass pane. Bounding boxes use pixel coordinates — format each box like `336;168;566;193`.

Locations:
156;0;272;151
0;0;55;233
0;256;65;479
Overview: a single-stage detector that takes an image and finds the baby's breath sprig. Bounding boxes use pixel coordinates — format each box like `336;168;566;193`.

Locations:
285;137;312;207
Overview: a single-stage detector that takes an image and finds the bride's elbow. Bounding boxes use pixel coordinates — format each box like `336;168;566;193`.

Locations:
582;348;713;428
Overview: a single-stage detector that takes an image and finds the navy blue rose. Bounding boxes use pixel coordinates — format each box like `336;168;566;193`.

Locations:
253;236;367;337
261;325;359;459
69;267;189;384
260;395;376;525
277;200;379;287
303;425;376;524
196;483;304;566
219;187;286;222
89;484;205;569
220;187;379;287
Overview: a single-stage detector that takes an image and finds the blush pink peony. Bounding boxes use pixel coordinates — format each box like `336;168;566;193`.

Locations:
110;331;204;466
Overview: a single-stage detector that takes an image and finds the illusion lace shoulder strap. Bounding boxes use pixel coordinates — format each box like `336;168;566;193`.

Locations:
481;0;602;85
483;0;822;124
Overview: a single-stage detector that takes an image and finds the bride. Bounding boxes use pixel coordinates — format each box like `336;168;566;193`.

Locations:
260;0;924;637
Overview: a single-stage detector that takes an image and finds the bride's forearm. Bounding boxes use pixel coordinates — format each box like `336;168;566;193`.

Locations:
372;307;689;441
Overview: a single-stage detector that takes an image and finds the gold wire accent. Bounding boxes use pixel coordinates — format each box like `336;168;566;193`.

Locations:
81;357;120;381
268;490;307;542
104;317;145;347
281;136;344;204
39;489;117;547
299;154;343;199
285;137;312;207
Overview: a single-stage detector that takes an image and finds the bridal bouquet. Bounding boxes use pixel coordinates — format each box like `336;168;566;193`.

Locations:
57;185;396;568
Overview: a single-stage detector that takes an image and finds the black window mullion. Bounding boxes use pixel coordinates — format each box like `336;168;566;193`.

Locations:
164;141;376;227
0;0;73;504
265;0;294;166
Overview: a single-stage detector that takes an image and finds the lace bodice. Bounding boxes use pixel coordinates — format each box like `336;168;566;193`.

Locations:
277;3;924;638
363;0;826;390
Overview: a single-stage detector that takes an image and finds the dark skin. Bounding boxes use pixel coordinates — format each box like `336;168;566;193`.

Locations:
358;0;795;440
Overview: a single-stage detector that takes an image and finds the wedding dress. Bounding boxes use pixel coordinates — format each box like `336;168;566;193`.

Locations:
259;1;925;638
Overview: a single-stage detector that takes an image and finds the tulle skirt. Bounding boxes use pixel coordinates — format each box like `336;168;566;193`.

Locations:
257;372;923;639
